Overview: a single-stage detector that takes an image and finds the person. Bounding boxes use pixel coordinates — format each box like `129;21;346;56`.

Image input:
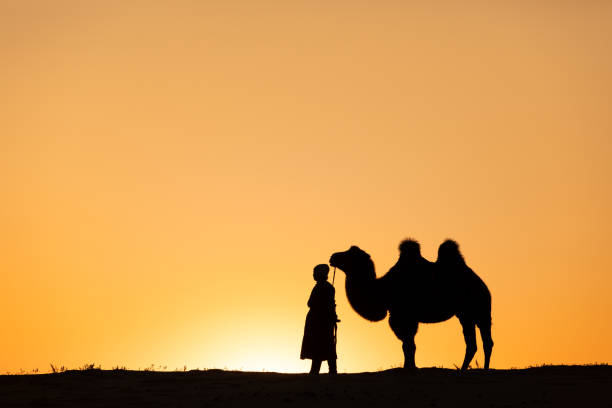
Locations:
300;264;338;375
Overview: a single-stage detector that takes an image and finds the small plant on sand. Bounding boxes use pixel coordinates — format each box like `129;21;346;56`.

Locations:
112;365;127;371
50;364;67;373
149;364;167;371
79;363;101;371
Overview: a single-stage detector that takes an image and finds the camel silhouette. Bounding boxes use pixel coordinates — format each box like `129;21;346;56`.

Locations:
329;239;493;370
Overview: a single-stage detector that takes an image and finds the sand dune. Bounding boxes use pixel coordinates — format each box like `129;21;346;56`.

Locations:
1;365;609;407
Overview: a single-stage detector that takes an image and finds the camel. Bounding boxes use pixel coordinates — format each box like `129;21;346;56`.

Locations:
329;239;493;370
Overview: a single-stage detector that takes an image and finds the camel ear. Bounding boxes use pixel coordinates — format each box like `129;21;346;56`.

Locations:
350;246;371;259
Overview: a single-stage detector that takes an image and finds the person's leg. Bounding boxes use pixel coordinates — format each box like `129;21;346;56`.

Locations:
309;359;322;375
328;359;337;375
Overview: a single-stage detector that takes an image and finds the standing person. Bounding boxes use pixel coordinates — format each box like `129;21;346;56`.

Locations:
300;264;338;375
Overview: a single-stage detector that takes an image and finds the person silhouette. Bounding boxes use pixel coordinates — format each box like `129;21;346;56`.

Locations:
300;264;338;375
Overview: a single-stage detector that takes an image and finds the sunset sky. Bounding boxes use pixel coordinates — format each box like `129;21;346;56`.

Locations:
2;1;611;373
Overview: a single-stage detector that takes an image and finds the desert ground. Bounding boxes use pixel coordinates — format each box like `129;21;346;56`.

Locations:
1;365;610;407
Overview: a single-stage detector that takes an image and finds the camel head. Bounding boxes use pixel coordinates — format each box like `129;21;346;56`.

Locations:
329;246;376;281
330;245;387;321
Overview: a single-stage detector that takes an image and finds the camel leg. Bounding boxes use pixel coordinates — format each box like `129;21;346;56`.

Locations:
389;314;418;369
401;322;419;370
460;319;477;370
478;322;493;369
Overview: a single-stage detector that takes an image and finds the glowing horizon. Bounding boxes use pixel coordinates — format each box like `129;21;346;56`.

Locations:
2;1;611;374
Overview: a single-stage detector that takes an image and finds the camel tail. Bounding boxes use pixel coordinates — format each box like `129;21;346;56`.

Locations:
485;289;493;326
480;273;493;327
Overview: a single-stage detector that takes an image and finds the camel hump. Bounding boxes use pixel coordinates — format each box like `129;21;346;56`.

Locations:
437;239;466;265
399;239;421;258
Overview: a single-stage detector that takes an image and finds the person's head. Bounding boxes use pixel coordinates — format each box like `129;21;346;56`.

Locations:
313;264;330;282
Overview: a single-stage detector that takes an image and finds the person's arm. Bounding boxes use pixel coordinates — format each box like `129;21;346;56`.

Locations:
326;284;337;319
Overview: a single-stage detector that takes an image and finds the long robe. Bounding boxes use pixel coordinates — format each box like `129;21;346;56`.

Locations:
300;281;337;361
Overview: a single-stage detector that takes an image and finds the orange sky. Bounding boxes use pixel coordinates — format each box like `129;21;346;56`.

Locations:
2;1;611;373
